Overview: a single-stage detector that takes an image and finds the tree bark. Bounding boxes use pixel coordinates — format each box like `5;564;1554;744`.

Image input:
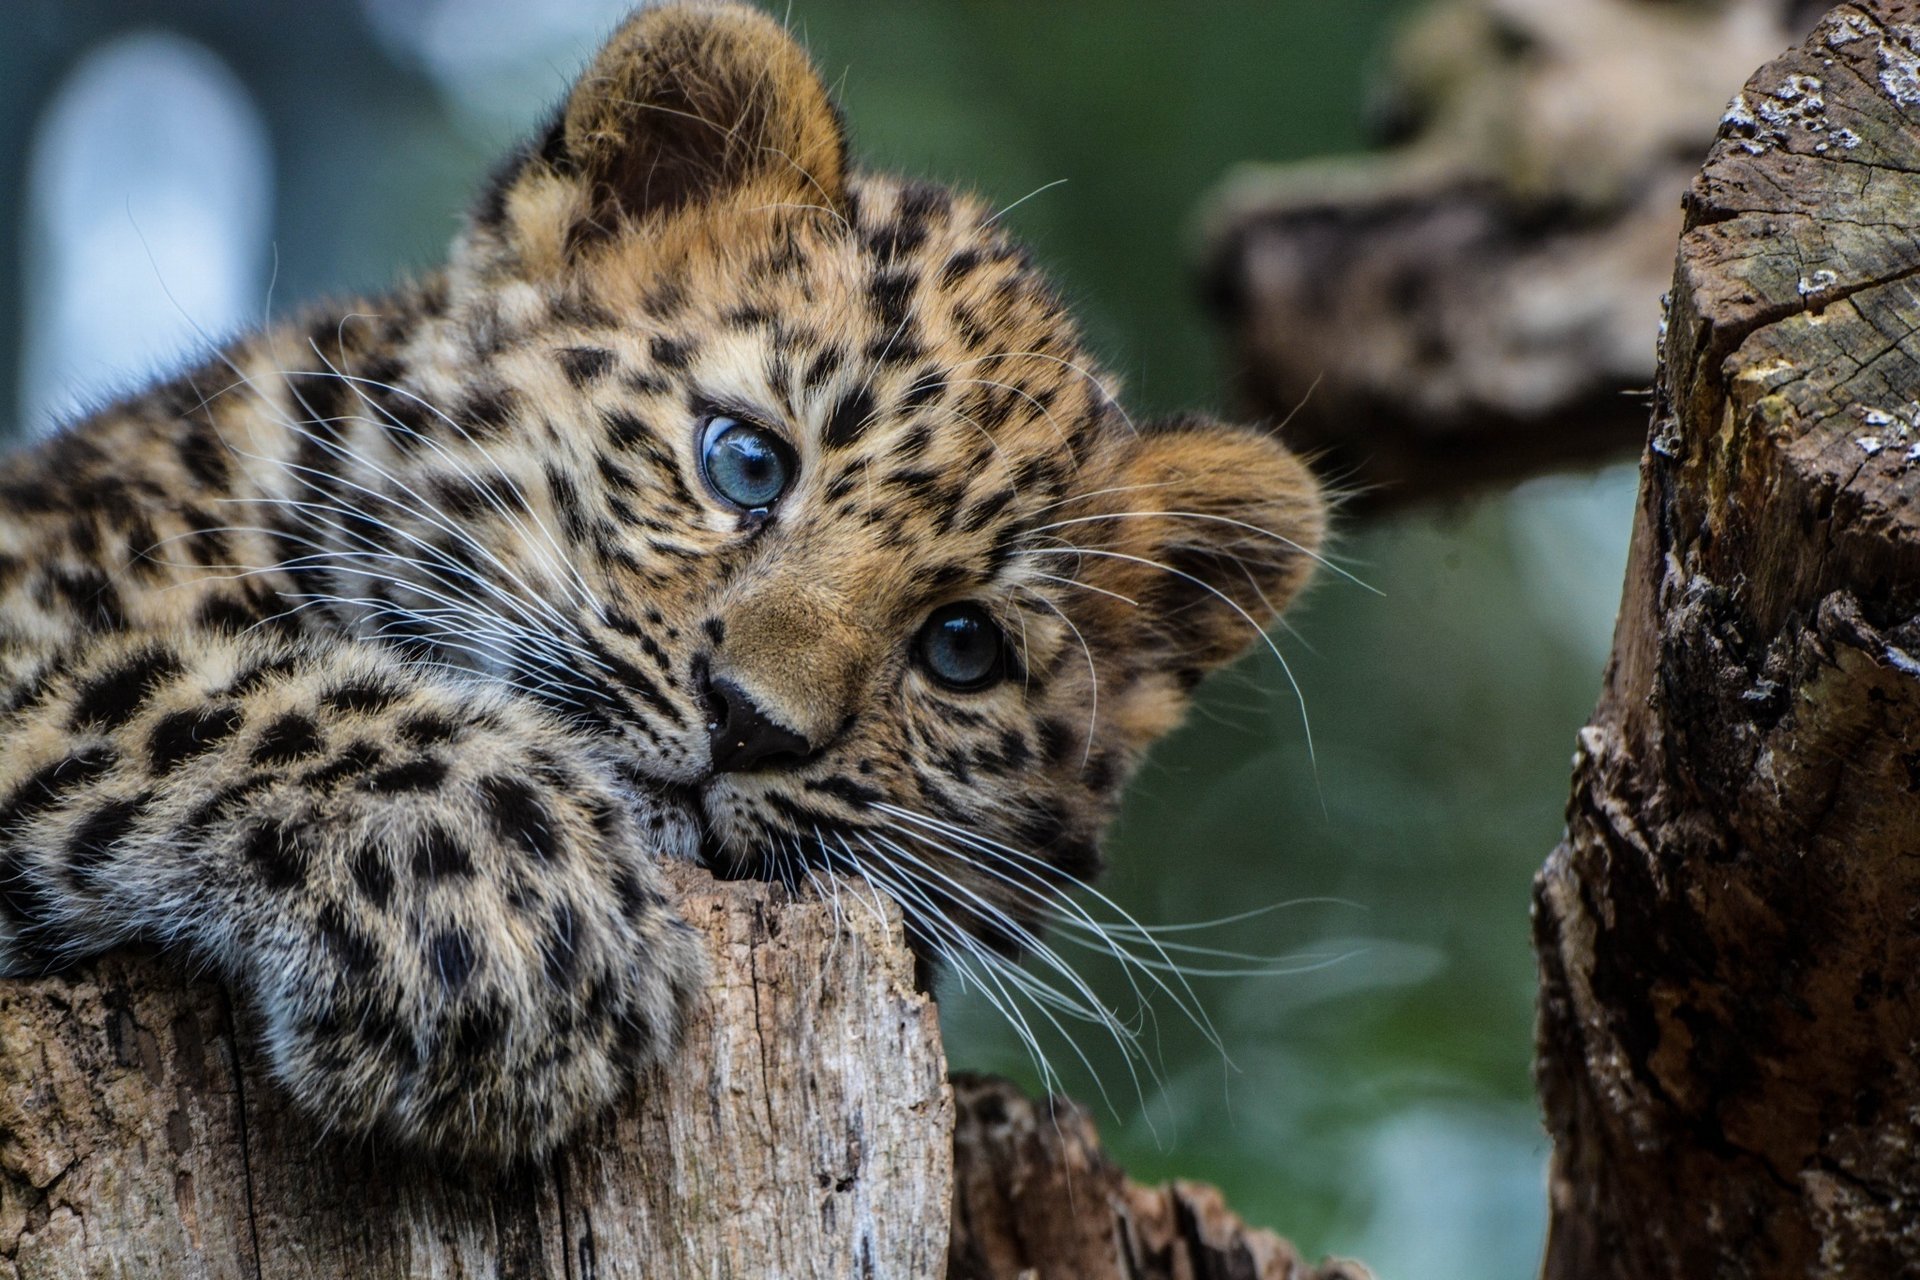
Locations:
1535;3;1920;1274
1201;0;1819;512
0;863;1360;1278
947;1075;1370;1280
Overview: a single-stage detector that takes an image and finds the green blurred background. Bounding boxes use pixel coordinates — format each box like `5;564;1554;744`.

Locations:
0;3;1646;1275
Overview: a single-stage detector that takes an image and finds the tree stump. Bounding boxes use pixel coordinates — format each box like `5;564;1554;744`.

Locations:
1535;3;1920;1274
0;862;1357;1278
0;865;948;1278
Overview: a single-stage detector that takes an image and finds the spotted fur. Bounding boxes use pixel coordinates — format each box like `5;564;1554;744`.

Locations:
0;1;1323;1162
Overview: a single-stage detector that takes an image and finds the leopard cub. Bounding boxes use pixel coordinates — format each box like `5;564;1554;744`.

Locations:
0;1;1323;1161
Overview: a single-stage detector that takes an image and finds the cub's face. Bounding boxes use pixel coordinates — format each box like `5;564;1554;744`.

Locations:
340;3;1323;959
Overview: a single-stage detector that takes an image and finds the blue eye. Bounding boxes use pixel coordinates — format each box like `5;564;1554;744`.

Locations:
700;416;795;512
916;603;1006;691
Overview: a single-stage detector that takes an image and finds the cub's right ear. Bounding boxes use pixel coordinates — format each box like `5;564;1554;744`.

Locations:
476;1;847;263
1081;417;1326;676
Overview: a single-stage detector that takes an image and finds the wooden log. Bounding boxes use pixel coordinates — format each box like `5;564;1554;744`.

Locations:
1201;0;1815;511
1535;3;1920;1273
0;863;1357;1277
0;866;950;1278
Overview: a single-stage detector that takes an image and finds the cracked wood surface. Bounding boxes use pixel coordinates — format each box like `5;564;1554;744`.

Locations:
1535;4;1920;1274
0;865;952;1278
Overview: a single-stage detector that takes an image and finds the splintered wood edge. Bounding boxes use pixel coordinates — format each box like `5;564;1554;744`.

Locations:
947;1075;1374;1280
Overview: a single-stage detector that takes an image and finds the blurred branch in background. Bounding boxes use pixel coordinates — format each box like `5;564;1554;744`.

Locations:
1202;0;1830;513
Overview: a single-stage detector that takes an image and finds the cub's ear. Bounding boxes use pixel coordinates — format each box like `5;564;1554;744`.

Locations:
480;1;846;257
1083;417;1326;676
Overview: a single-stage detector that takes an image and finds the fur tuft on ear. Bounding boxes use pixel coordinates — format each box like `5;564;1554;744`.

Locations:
480;1;846;256
1082;417;1325;677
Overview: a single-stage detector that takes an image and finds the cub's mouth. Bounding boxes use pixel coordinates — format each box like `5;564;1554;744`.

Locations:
686;774;804;881
615;766;794;882
603;767;728;868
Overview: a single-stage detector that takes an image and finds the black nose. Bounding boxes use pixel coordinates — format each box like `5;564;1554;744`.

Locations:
704;675;813;774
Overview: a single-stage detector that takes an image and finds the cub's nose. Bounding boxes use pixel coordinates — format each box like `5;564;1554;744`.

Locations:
704;674;813;774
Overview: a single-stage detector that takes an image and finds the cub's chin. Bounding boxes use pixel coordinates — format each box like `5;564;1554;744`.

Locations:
687;777;793;877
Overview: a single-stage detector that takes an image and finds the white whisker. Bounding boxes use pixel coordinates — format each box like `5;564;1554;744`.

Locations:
1034;510;1374;595
1016;544;1316;768
982;177;1069;227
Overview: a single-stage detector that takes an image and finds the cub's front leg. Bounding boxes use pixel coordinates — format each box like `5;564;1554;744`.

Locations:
0;631;706;1162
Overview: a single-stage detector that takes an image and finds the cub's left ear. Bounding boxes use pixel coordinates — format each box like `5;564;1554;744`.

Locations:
1083;417;1326;675
480;1;846;259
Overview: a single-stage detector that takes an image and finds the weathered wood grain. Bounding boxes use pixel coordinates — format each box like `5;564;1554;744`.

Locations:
0;867;951;1279
1536;4;1920;1273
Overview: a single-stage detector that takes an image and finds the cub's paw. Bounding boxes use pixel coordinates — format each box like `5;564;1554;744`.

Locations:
0;916;32;978
0;861;94;979
236;747;708;1164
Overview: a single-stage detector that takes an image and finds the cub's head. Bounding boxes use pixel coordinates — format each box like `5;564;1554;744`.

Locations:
350;2;1323;960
